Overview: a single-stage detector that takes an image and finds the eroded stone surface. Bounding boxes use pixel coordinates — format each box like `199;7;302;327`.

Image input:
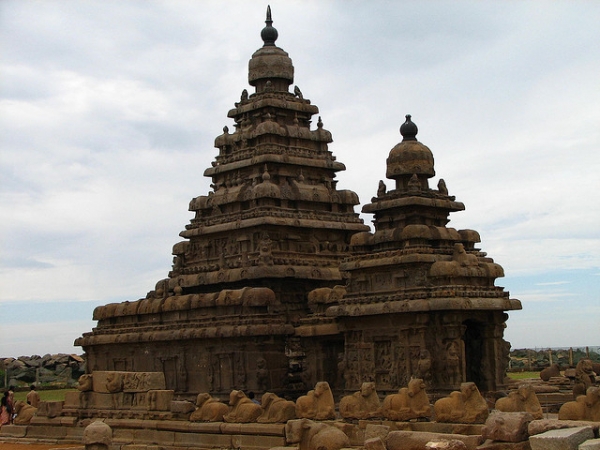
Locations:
481;412;533;443
528;426;594;450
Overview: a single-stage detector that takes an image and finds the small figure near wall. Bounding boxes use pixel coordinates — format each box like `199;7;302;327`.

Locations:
339;382;381;419
434;382;489;423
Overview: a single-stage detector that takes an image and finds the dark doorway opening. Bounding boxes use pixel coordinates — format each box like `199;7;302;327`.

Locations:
463;319;486;391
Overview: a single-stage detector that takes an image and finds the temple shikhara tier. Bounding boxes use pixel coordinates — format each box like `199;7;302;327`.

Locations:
76;7;521;398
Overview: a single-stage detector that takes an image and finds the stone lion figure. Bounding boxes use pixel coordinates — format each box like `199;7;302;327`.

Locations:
382;378;432;421
295;381;336;420
558;386;600;422
339;382;381;419
495;384;543;419
77;374;93;392
189;393;229;422
434;382;489;424
257;392;296;423
13;400;37;425
573;358;596;398
223;390;262;423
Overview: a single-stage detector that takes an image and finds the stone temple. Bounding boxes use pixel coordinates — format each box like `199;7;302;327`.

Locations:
76;8;521;398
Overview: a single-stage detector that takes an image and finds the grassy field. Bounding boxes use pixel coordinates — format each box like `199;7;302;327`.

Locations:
506;371;540;380
13;388;77;403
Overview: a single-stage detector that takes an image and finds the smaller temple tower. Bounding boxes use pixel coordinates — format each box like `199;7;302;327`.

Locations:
326;115;521;394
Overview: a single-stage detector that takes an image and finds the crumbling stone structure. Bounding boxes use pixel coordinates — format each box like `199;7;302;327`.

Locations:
76;7;520;397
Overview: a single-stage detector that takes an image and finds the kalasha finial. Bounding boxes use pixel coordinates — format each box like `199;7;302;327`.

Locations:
261;5;278;46
400;114;418;141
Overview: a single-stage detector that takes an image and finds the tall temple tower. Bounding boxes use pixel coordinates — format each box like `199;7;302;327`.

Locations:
76;8;369;396
77;9;520;397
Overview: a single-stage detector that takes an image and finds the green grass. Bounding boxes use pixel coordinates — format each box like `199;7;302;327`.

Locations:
13;388;77;403
507;371;540;380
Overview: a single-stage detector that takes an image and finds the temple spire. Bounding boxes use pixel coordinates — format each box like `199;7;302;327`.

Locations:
261;5;278;46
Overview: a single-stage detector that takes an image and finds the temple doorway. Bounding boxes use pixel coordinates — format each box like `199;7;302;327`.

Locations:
462;319;485;390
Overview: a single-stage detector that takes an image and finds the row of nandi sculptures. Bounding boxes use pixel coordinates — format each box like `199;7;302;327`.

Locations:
12;371;599;426
194;379;599;424
192;379;550;424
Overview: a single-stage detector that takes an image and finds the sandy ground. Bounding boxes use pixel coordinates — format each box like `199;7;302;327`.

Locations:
0;444;81;450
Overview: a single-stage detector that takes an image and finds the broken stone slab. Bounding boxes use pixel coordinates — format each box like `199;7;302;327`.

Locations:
364;424;390;441
425;439;468;449
481;412;533;443
476;440;532;449
528;426;594;450
0;424;27;438
170;400;196;414
528;419;600;436
364;436;387;450
386;430;483;450
580;438;600;450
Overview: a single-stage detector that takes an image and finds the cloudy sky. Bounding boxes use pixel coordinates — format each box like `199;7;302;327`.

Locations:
1;1;599;358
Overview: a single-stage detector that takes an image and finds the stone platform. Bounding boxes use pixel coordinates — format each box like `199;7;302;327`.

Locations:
0;418;485;450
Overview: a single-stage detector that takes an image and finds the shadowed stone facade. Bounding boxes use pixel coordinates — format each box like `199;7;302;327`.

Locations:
76;8;520;397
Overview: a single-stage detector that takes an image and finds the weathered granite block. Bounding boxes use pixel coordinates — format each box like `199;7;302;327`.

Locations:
528;419;600;437
26;424;67;439
37;400;64;418
580;438;600;450
188;421;224;433
170;400;196;414
364;424;390;442
425;440;467;449
0;424;27;438
147;390;173;411
386;430;483;450
482;412;533;442
174;431;232;448
64;390;81;408
529;426;594;450
476;440;531;449
365;437;387;450
132;428;175;445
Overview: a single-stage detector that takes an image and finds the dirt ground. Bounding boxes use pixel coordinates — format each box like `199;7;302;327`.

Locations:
0;444;81;450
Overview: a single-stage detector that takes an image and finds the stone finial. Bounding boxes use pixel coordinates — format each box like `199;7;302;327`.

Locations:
261;5;278;46
400;114;418;141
